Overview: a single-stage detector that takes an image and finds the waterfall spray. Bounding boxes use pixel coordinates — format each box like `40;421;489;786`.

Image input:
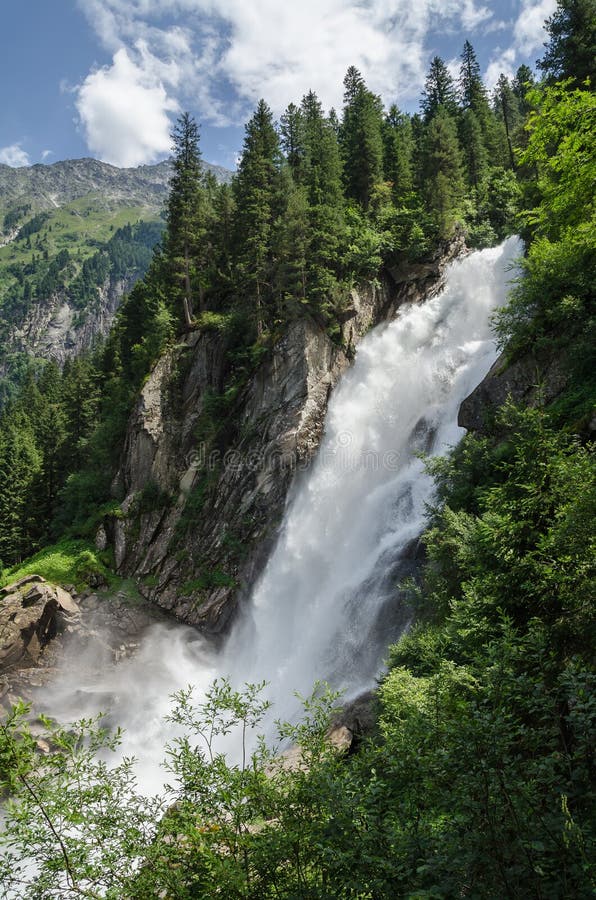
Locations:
37;237;522;790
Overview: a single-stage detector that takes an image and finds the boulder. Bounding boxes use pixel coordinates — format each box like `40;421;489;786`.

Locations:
0;577;79;672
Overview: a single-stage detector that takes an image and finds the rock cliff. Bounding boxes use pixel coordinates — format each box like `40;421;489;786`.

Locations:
458;347;571;432
109;238;465;634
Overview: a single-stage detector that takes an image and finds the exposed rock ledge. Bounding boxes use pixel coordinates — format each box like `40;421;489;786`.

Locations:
0;576;78;673
107;237;465;635
458;348;571;433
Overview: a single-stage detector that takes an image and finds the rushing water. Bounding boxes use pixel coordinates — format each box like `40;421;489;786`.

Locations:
38;237;522;791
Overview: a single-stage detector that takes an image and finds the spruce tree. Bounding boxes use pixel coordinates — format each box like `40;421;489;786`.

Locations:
340;67;384;207
458;41;487;109
383;106;414;203
512;65;535;117
422;108;466;237
165;112;207;328
493;74;521;168
280;102;305;179
537;0;596;83
460;108;489;190
421;57;458;121
233;99;284;334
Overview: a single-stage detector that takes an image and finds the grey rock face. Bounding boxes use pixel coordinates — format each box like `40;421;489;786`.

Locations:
0;157;231;215
110;240;463;635
458;349;571;432
0;576;79;672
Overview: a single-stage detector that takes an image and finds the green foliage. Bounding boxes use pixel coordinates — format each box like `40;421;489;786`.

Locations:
537;0;596;83
0;538;108;589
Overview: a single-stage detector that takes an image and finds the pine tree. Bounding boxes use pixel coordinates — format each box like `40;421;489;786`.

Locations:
165;113;207;328
537;0;596;83
459;41;507;167
421;57;458;121
0;414;41;565
340;67;384;207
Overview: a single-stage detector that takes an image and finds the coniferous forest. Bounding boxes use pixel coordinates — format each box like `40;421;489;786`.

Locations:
0;1;595;896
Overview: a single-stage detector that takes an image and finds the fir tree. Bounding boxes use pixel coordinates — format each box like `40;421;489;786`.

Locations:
493;74;520;169
340;67;384;207
165;112;207;328
280;102;305;178
460;108;489;189
421;57;458;121
537;0;596;83
383;106;414;203
422;107;466;236
458;41;487;109
512;65;535;118
233;99;284;334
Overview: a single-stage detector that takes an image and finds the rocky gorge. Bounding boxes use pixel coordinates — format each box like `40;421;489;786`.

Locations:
106;236;467;635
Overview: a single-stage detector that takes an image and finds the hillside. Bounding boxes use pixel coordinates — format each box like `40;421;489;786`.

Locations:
0;1;594;895
0;157;231;403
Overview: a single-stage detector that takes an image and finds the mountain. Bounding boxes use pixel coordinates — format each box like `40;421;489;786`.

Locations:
0;157;231;403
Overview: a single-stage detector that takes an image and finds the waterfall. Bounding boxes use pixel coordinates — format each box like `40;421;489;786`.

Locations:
37;237;522;790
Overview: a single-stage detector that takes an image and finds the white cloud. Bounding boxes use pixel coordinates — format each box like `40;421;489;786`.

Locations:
75;46;179;167
0;143;30;167
485;0;557;88
78;0;502;128
515;0;557;54
41;149;54;161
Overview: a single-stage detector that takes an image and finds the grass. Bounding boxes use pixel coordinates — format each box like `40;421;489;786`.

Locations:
0;539;111;590
0;200;161;269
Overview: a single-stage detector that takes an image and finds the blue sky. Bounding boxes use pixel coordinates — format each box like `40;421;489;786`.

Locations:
0;0;556;171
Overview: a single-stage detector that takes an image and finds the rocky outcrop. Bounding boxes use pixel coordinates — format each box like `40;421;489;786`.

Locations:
6;275;134;368
0;157;230;217
458;348;571;432
0;576;79;672
108;238;465;635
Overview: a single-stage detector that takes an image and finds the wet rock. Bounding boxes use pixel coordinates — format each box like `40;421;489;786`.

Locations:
458;350;570;433
109;238;465;634
0;577;79;673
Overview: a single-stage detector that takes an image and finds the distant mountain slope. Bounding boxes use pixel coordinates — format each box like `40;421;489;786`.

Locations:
0;158;231;216
0;157;232;403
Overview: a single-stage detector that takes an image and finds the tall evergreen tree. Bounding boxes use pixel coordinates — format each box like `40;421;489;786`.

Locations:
422;107;466;237
460;108;489;190
340;67;384;207
537;0;596;83
458;41;487;109
300;91;343;205
512;64;535;117
233;99;284;334
383;106;414;203
493;74;521;168
421;57;458;121
164;113;207;328
280;102;305;178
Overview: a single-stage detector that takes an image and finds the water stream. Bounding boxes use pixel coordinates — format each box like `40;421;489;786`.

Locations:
38;237;522;791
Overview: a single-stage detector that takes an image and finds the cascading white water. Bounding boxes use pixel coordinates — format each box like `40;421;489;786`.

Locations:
38;237;521;790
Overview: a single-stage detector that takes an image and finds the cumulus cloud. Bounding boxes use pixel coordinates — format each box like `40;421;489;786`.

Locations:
485;0;556;87
78;0;502;127
0;143;30;167
75;46;179;167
